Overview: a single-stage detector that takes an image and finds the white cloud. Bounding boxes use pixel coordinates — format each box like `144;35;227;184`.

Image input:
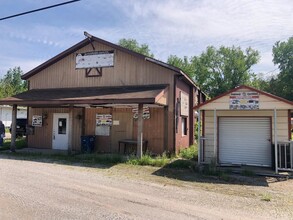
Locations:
110;0;293;69
1;0;292;78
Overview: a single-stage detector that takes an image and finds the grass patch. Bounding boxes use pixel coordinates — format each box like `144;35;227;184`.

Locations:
75;153;126;164
166;159;195;169
0;137;27;151
126;153;171;167
261;193;272;202
179;145;198;160
241;169;255;177
1;151;126;166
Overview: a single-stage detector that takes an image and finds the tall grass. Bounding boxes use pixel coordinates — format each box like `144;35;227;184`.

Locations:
127;152;171;167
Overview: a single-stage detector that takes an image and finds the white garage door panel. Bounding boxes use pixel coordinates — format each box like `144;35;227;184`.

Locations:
219;117;271;166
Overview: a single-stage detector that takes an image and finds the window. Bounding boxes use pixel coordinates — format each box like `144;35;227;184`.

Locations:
182;117;188;136
58;118;67;134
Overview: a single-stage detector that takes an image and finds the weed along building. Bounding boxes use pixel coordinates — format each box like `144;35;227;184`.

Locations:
195;85;293;170
0;33;205;155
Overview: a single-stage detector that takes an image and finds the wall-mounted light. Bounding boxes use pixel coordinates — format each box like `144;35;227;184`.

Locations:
42;113;48;119
194;110;199;118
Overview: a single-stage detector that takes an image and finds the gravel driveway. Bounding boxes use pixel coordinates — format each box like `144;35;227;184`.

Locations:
0;155;292;220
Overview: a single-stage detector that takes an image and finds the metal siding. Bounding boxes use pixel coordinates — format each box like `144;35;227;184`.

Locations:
219;117;271;166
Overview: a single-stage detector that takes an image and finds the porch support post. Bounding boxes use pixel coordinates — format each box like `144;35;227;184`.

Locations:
274;108;278;173
10;104;17;152
137;103;143;158
163;106;168;152
214;109;217;163
68;106;74;154
197;109;201;164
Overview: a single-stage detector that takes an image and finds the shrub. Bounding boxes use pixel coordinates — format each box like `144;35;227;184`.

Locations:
179;145;198;160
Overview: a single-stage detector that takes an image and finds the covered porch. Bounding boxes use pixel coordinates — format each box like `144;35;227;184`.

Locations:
0;84;169;157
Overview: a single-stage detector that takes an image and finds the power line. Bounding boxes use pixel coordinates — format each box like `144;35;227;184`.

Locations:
0;0;81;21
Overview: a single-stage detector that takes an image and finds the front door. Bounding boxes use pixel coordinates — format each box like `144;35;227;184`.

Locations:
52;113;69;150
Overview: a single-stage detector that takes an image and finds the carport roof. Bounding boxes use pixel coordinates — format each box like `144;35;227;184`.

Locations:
0;84;168;107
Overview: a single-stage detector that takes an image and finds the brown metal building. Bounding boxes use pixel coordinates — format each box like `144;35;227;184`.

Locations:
0;34;205;154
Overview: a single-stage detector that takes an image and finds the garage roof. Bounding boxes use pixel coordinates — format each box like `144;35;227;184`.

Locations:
194;85;293;110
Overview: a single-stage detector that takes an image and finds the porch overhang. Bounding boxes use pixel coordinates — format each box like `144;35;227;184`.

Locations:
0;84;169;107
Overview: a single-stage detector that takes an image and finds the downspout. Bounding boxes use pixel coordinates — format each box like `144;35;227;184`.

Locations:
214;109;217;163
173;75;177;154
198;109;201;164
274;108;278;173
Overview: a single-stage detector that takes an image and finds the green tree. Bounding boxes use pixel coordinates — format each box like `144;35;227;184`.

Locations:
0;67;27;98
118;38;154;57
167;55;194;77
272;37;293;101
167;46;260;98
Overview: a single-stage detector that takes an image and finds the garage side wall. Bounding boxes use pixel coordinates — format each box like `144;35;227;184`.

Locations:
203;110;289;162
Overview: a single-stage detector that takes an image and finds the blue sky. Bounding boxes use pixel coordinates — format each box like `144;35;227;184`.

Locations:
0;0;292;78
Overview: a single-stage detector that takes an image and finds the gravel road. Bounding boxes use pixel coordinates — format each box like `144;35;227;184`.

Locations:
0;156;292;220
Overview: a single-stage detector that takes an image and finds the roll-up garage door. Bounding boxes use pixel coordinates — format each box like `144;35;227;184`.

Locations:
219;117;271;167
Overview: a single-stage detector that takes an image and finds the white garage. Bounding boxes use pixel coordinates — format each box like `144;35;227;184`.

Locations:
218;117;271;166
195;85;293;170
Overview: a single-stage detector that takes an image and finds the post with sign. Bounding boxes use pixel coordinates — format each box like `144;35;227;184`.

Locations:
137;104;144;158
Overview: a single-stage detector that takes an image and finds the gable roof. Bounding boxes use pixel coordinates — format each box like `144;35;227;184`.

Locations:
194;85;293;109
21;32;199;89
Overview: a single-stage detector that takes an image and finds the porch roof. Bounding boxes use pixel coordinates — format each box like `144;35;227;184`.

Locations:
0;84;169;107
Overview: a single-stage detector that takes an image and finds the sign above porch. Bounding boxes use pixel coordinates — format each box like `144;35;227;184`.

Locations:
75;50;114;69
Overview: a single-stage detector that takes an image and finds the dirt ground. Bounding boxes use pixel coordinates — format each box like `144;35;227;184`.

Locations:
0;155;293;220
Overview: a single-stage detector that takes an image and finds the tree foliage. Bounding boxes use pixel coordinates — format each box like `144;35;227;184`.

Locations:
0;67;27;98
118;38;154;57
271;37;293;101
168;46;260;97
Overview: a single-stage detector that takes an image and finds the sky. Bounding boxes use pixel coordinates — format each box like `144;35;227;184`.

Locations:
0;0;292;78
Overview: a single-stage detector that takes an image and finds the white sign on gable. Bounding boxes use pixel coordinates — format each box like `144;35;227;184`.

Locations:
76;50;114;69
230;91;259;110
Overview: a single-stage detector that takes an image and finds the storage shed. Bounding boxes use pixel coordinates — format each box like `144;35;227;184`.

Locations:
195;85;293;170
0;33;205;155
